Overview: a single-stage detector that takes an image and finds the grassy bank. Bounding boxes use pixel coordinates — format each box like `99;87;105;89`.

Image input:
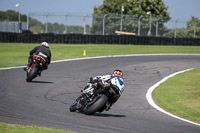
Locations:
1;43;200;68
153;68;200;123
0;122;76;133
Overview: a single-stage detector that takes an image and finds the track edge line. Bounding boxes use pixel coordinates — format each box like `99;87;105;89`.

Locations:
146;68;200;127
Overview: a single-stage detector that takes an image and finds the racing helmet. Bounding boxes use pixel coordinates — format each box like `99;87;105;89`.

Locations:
112;69;123;77
41;42;49;48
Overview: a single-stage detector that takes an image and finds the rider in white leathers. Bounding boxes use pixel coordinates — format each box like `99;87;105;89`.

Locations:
90;69;124;111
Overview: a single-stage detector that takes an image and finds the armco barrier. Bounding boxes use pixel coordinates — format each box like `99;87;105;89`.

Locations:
0;32;199;45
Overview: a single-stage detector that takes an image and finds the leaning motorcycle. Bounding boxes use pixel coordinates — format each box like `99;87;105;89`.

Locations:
69;82;109;115
69;76;124;115
26;55;46;82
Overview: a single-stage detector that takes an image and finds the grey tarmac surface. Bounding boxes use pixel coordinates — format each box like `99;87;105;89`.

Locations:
0;55;200;133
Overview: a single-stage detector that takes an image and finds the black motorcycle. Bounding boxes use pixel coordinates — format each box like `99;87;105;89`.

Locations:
69;82;110;115
26;55;46;82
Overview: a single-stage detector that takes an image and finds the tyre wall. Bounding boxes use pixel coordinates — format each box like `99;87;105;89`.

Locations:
0;32;199;46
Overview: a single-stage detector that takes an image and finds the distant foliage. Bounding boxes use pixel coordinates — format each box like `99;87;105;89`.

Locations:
0;9;199;38
91;0;171;35
93;0;170;18
186;16;200;38
163;17;200;38
0;10;88;34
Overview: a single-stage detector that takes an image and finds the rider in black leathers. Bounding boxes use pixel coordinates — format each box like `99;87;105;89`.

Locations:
24;42;51;74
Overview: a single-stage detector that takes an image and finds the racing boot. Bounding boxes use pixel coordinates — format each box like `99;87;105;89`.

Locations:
38;71;41;76
24;65;30;71
105;102;112;111
23;67;27;71
24;60;31;71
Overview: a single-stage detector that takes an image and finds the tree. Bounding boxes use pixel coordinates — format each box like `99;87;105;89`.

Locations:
163;17;200;38
91;0;170;35
163;28;188;38
0;10;27;22
0;10;89;34
186;16;200;38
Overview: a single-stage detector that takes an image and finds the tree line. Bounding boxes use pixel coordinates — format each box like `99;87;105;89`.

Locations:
92;0;200;38
0;10;88;34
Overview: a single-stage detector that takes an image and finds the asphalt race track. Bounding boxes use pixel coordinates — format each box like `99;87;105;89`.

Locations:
0;54;200;133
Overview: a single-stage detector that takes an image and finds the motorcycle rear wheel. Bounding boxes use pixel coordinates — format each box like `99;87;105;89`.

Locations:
26;66;38;82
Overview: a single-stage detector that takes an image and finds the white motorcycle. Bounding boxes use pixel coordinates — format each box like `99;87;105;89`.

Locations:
69;77;124;115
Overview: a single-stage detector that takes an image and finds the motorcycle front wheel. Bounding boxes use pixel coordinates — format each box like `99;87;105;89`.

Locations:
69;101;78;112
83;94;108;115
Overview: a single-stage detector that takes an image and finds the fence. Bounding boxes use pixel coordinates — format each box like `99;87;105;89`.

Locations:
0;12;199;38
23;12;199;38
0;21;27;33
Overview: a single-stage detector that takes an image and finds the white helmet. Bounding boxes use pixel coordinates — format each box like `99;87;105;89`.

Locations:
110;77;124;95
41;42;49;48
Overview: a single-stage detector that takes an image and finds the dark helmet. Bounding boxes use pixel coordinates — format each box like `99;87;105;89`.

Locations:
112;69;123;77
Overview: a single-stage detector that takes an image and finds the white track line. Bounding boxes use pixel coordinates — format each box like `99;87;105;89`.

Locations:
1;54;200;126
146;68;200;127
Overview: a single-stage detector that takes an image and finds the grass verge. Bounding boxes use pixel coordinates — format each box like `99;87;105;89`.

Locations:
1;43;200;68
0;122;76;133
152;68;200;123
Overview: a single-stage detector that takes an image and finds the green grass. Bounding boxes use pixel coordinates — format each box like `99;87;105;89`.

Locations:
0;122;76;133
1;43;200;68
153;68;200;123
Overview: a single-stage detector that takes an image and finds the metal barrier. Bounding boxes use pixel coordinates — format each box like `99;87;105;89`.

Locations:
25;13;199;38
0;21;27;33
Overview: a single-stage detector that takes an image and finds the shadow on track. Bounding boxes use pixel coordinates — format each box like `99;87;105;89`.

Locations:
30;81;54;84
94;113;126;118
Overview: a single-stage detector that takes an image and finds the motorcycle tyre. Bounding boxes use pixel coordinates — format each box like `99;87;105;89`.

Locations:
69;101;78;112
83;94;108;115
26;66;38;82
